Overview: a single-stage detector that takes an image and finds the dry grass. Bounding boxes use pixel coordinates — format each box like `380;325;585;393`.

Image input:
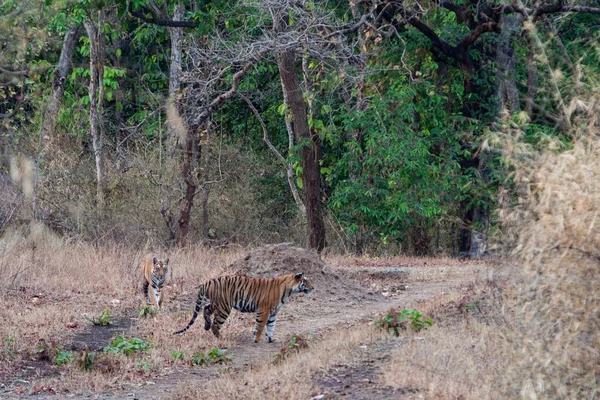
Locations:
488;89;600;398
0;231;248;393
165;322;388;400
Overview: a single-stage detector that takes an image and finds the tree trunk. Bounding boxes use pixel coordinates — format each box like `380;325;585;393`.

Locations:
177;129;198;247
201;128;211;241
84;14;106;207
525;34;538;118
167;1;184;155
39;25;79;141
278;50;326;252
277;75;306;216
496;14;522;114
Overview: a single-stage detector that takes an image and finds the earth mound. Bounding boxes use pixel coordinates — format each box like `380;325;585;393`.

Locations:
230;243;377;303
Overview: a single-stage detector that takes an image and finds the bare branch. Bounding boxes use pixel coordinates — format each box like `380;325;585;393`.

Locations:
0;67;27;76
130;9;200;27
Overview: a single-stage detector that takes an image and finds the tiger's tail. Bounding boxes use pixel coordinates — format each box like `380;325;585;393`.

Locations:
174;284;208;335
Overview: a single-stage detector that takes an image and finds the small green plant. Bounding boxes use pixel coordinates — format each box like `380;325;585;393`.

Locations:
376;308;433;336
136;360;151;372
104;336;150;356
85;309;111;326
77;350;95;371
138;305;158;319
55;350;73;366
35;340;61;362
272;333;310;364
190;348;233;366
172;350;185;361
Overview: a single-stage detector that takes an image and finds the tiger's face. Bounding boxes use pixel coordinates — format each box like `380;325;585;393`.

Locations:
292;272;314;295
152;257;169;281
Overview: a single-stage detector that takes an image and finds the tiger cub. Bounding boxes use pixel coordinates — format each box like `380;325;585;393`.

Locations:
174;272;313;343
141;254;169;310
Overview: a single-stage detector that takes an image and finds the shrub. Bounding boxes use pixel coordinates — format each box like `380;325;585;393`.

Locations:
190;348;233;366
376;308;433;336
272;333;310;364
85;309;111;326
138;305;158;319
103;336;150;356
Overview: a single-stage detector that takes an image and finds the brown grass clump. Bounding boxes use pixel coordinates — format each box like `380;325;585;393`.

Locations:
496;96;600;397
165;323;387;400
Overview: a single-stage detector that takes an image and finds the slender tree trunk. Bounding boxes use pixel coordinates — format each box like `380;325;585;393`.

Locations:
525;34;538;118
84;14;106;207
496;14;522;114
278;50;326;252
278;75;306;216
39;25;79;141
167;1;184;155
201;128;211;240
177;129;198;247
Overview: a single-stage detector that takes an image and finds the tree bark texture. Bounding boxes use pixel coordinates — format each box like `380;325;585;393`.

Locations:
167;1;185;155
496;14;522;114
278;50;326;252
39;25;79;141
177;129;198;247
83;14;106;207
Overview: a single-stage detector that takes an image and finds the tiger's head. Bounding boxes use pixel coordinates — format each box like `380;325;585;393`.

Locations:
152;256;169;284
292;272;313;295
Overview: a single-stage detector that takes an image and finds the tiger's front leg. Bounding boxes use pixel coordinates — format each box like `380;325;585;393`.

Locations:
142;280;151;306
151;286;161;310
265;311;279;343
253;311;268;343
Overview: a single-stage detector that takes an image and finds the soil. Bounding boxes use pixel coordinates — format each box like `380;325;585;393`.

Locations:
0;245;485;399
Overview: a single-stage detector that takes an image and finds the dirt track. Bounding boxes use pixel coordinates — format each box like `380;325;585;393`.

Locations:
1;255;485;399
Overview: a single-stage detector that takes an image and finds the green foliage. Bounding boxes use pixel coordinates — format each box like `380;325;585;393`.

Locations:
77;351;96;371
190;348;234;366
85;309;111;326
103;336;150;356
376;308;434;336
172;350;185;361
55;350;73;366
272;333;310;364
138;305;158;319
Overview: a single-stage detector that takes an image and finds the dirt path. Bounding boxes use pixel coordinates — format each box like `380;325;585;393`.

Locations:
108;263;481;400
1;262;483;399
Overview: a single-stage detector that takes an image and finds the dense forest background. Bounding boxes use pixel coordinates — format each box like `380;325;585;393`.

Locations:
1;0;599;256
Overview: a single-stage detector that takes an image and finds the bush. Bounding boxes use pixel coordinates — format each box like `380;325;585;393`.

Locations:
85;309;111;326
103;336;150;356
190;348;233;366
272;333;310;364
376;308;433;336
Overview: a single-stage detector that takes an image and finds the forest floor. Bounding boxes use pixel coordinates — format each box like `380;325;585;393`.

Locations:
0;244;500;399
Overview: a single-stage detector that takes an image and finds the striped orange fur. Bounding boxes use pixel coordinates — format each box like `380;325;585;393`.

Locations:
174;272;313;343
140;254;169;310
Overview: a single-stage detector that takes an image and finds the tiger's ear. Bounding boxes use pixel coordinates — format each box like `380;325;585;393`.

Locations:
164;258;169;265
294;272;304;280
153;257;158;265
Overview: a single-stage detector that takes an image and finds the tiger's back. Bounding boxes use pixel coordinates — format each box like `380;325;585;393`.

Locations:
141;253;169;310
174;273;313;343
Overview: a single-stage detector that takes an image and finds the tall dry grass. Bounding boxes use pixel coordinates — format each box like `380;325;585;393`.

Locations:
493;93;600;397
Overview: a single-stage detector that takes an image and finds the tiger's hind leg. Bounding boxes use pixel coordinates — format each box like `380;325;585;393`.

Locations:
203;304;213;330
210;306;231;339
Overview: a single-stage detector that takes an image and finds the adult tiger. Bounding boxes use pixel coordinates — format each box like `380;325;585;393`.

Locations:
174;272;313;343
140;254;169;310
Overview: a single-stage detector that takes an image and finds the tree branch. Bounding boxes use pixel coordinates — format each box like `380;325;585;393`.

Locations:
130;9;199;28
189;49;269;130
0;66;27;76
459;22;500;49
